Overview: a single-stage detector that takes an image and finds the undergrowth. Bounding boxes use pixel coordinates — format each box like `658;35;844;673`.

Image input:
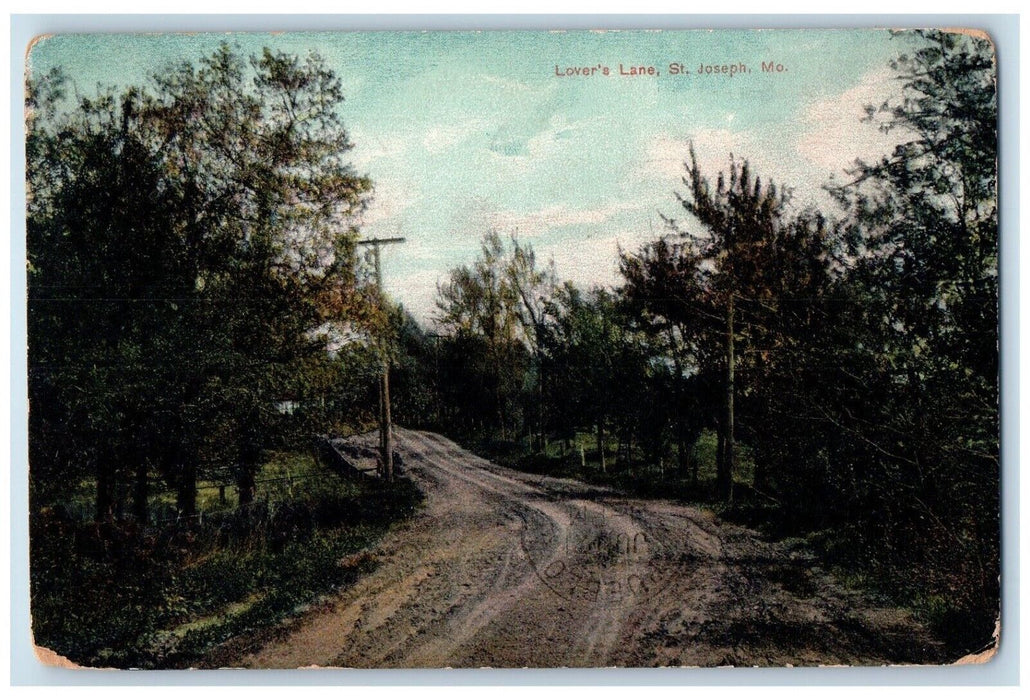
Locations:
30;453;422;669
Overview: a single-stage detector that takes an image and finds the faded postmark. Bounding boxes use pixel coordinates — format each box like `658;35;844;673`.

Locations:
519;503;673;603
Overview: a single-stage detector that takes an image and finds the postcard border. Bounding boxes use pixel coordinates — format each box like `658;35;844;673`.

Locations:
8;12;1020;687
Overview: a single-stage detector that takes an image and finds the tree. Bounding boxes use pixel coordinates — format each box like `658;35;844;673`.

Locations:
505;237;556;451
544;285;615;471
824;29;998;648
623;147;800;500
619;237;715;481
146;45;371;512
387;307;440;431
435;231;538;440
27;44;372;522
27;75;188;520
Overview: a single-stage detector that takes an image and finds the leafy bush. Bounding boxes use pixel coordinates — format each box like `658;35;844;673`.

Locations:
30;456;422;668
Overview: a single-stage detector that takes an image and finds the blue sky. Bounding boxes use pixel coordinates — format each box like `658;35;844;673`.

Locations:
28;29;915;324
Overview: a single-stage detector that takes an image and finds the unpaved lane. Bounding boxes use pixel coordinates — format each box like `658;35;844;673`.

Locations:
220;428;945;668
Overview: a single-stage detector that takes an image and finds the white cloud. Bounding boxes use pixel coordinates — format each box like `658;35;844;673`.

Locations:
638;68;911;214
487;202;640;237
348;130;409;170
422;127;465;154
796;67;908;172
485;120;564;175
639;129;755;183
640;129;806;206
422;119;491;154
478;74;538;94
536;228;660;292
483;113;605;176
640;123;857;213
385;268;448;328
356;177;418;229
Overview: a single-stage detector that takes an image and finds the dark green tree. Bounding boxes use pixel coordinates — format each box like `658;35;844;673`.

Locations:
619;237;715;482
824;29;999;649
435;232;535;440
27;44;372;522
624;147;799;501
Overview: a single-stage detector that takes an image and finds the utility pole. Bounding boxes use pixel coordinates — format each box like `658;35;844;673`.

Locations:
358;236;405;482
720;292;736;503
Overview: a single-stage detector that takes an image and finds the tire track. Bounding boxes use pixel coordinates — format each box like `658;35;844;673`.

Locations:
224;428;946;669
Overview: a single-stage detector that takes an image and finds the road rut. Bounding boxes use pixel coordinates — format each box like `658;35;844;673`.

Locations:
214;428;945;668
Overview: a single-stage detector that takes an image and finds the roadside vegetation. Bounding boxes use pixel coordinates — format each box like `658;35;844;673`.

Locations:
31;452;421;669
26;44;416;668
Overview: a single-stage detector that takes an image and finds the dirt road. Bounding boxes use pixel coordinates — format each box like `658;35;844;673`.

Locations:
216;428;945;668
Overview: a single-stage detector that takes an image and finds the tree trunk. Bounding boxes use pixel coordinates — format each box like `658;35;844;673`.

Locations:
132;458;148;523
378;356;386;477
95;457;115;524
670;338;687;477
382;359;394;482
716;424;726;488
537;358;546;454
239;415;263;506
237;467;256;506
177;459;197;519
754;460;768;493
597;419;606;474
677;423;688;475
717;295;736;502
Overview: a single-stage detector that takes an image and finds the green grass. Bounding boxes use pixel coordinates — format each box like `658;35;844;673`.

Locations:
30;452;422;669
471;428;756;506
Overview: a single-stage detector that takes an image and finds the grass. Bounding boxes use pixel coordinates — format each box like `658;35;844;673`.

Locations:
470;428;757;506
30;451;422;669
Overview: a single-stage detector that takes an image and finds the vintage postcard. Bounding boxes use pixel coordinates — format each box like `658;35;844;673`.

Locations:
25;28;999;669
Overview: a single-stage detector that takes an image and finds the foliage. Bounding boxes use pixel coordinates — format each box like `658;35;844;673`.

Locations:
30;452;422;669
434;232;548;439
819;29;999;650
28;30;999;663
27;44;373;521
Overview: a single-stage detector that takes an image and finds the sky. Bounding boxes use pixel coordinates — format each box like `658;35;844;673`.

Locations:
27;29;916;325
